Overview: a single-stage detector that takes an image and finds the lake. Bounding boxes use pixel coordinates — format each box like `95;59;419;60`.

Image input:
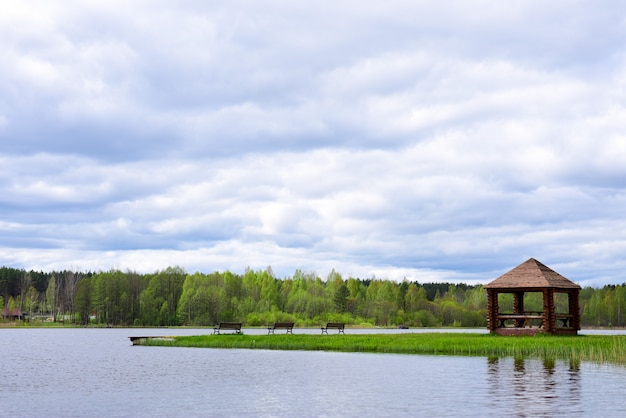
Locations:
1;328;625;417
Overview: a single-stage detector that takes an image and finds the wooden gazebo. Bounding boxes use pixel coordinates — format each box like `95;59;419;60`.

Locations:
485;258;581;335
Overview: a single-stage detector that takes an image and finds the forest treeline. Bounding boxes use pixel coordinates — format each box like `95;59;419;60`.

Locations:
1;265;625;328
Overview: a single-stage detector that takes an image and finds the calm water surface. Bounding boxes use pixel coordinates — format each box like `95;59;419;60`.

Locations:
1;328;625;417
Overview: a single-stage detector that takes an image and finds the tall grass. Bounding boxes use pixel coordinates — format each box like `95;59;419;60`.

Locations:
138;333;626;365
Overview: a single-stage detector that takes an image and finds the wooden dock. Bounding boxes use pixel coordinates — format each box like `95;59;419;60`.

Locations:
129;336;175;345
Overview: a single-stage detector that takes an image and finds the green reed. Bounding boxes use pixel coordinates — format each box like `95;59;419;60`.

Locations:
138;333;626;365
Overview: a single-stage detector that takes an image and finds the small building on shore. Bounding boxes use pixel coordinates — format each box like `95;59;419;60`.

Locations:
485;258;581;335
2;308;24;321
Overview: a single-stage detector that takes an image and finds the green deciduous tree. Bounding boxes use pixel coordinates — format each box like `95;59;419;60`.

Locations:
75;278;92;325
140;266;186;326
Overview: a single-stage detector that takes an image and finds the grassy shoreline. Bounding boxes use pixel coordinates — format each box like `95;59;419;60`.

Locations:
135;333;626;365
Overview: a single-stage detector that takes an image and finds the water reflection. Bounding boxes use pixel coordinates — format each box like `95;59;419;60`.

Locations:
487;356;583;417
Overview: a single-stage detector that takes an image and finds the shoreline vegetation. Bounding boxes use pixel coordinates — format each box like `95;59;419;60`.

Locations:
3;265;626;329
134;332;626;365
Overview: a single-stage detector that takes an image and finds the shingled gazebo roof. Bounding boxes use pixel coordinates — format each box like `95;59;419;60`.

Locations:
485;258;581;290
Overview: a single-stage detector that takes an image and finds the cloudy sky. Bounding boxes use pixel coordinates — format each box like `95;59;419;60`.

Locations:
1;1;625;286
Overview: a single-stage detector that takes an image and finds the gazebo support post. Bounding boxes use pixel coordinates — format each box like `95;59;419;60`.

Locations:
543;288;555;333
513;291;524;327
487;288;498;332
569;289;580;331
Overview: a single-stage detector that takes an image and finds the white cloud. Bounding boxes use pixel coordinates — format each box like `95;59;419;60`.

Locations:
2;1;626;285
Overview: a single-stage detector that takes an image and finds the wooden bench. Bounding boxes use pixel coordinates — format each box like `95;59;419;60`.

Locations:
267;322;294;334
555;314;574;327
321;322;345;334
213;322;242;334
496;314;543;328
128;336;175;345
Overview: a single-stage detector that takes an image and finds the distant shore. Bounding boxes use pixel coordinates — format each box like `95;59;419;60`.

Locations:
2;322;626;331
